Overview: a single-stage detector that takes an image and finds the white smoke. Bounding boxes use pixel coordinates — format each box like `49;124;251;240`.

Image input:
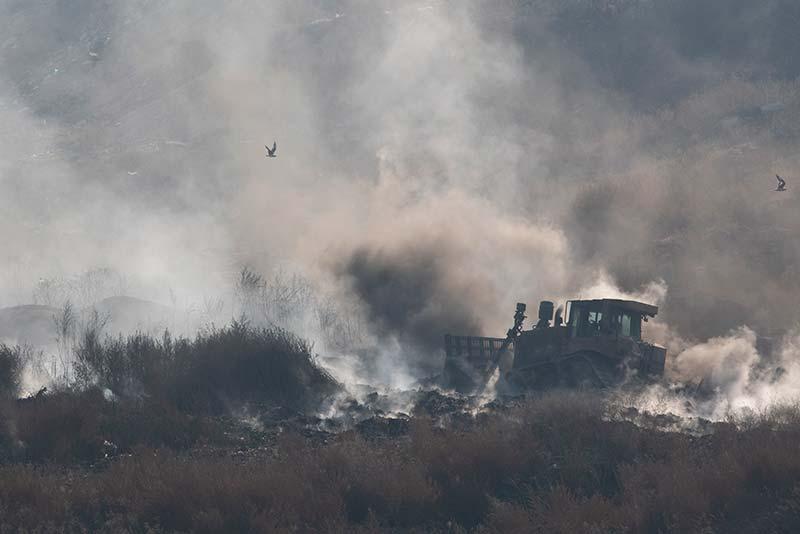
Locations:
576;273;668;308
575;276;800;423
620;325;800;422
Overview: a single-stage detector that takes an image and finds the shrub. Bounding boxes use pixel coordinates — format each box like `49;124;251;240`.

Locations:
73;321;341;414
0;345;23;399
2;389;217;465
166;321;340;414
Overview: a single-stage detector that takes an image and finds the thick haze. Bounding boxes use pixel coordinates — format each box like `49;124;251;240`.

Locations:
3;1;800;395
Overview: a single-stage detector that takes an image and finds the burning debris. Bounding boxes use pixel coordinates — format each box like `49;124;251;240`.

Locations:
412;389;471;418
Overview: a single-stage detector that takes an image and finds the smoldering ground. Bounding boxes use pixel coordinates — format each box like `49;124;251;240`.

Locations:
2;1;800;415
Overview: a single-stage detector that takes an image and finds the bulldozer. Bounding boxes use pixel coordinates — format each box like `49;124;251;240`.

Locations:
442;298;666;393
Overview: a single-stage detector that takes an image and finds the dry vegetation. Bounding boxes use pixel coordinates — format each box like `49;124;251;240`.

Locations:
1;328;800;532
69;320;340;414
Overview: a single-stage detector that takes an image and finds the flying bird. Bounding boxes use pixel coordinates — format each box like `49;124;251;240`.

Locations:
265;141;277;158
776;174;787;192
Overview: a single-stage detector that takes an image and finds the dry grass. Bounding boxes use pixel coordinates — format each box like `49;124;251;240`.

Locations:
2;391;800;532
0;389;218;464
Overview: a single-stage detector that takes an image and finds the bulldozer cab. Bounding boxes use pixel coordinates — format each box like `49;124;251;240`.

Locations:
567;299;657;340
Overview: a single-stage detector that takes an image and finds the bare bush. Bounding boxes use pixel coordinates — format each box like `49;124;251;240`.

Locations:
32;268;127;308
260;269;314;326
234;266;264;320
0;345;23;399
72;309;111;389
32;276;69;307
51;300;77;382
315;295;368;352
234;266;368;353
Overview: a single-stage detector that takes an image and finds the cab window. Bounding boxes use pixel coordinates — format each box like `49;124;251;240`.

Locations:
619;312;642;339
621;313;632;337
574;307;603;337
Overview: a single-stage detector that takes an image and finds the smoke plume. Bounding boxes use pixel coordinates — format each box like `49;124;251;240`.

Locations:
3;1;800;409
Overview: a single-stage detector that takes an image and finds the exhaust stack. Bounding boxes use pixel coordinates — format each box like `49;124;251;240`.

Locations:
536;300;554;328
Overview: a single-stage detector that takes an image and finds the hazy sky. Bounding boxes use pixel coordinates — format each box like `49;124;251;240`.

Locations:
2;0;800;356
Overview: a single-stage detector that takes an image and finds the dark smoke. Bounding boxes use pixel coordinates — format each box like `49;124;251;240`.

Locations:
338;244;488;356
